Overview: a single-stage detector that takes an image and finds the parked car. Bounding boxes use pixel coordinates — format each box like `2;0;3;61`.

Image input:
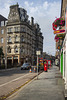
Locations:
21;63;31;70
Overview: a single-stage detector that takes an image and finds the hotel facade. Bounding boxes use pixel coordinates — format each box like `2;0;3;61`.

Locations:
0;3;43;67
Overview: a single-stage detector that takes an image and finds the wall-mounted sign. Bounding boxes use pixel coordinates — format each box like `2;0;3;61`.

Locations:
54;29;65;34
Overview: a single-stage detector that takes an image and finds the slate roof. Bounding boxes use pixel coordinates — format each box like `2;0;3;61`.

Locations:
0;15;7;21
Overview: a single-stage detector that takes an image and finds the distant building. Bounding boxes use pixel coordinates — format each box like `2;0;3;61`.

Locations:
0;15;7;65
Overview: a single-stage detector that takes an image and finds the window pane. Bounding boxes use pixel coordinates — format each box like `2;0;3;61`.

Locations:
15;35;18;41
21;27;26;32
1;38;3;43
1;21;4;26
15;27;18;32
8;46;11;53
5;21;7;26
15;46;18;53
8;36;11;42
1;29;4;34
21;46;24;52
8;28;12;32
21;35;24;42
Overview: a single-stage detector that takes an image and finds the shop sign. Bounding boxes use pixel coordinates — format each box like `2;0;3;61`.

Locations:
7;57;12;60
14;57;18;59
54;29;65;34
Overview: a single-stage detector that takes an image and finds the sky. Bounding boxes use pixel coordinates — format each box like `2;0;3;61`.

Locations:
0;0;61;56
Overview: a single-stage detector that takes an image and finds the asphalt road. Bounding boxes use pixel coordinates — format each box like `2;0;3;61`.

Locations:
0;67;29;85
0;67;37;99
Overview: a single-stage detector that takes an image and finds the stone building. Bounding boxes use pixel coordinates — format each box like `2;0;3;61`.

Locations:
6;3;43;67
0;15;7;65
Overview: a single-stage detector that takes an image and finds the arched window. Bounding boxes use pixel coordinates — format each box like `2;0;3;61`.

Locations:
7;46;11;53
14;46;18;53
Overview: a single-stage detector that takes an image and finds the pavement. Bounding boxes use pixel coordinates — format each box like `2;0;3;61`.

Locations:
6;65;65;100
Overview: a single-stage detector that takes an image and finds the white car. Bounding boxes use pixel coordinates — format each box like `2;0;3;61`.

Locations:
21;63;31;70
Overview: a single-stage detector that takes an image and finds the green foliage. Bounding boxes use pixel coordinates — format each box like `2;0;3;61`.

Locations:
0;64;5;69
0;47;4;58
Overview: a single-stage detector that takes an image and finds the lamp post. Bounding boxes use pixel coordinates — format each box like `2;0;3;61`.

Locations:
36;50;41;79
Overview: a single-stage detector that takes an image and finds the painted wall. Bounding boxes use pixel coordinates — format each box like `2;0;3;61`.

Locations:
61;52;63;75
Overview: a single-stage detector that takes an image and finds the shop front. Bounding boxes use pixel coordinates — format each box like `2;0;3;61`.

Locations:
13;56;18;66
63;34;67;89
7;57;12;68
7;55;20;67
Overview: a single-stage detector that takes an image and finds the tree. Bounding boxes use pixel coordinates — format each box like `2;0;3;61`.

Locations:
0;47;4;65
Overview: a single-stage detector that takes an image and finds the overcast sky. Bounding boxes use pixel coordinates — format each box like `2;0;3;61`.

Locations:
0;0;61;56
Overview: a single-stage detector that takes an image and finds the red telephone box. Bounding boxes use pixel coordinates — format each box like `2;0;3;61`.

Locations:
43;60;48;72
48;60;51;68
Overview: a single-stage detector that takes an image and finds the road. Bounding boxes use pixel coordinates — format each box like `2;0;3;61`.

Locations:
0;67;29;85
0;67;37;99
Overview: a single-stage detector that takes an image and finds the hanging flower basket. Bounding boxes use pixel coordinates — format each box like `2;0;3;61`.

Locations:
57;33;65;39
54;33;65;42
54;35;59;42
58;46;61;49
52;17;65;30
55;35;59;40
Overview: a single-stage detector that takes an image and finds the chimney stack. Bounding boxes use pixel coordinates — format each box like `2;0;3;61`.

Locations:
31;17;34;25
